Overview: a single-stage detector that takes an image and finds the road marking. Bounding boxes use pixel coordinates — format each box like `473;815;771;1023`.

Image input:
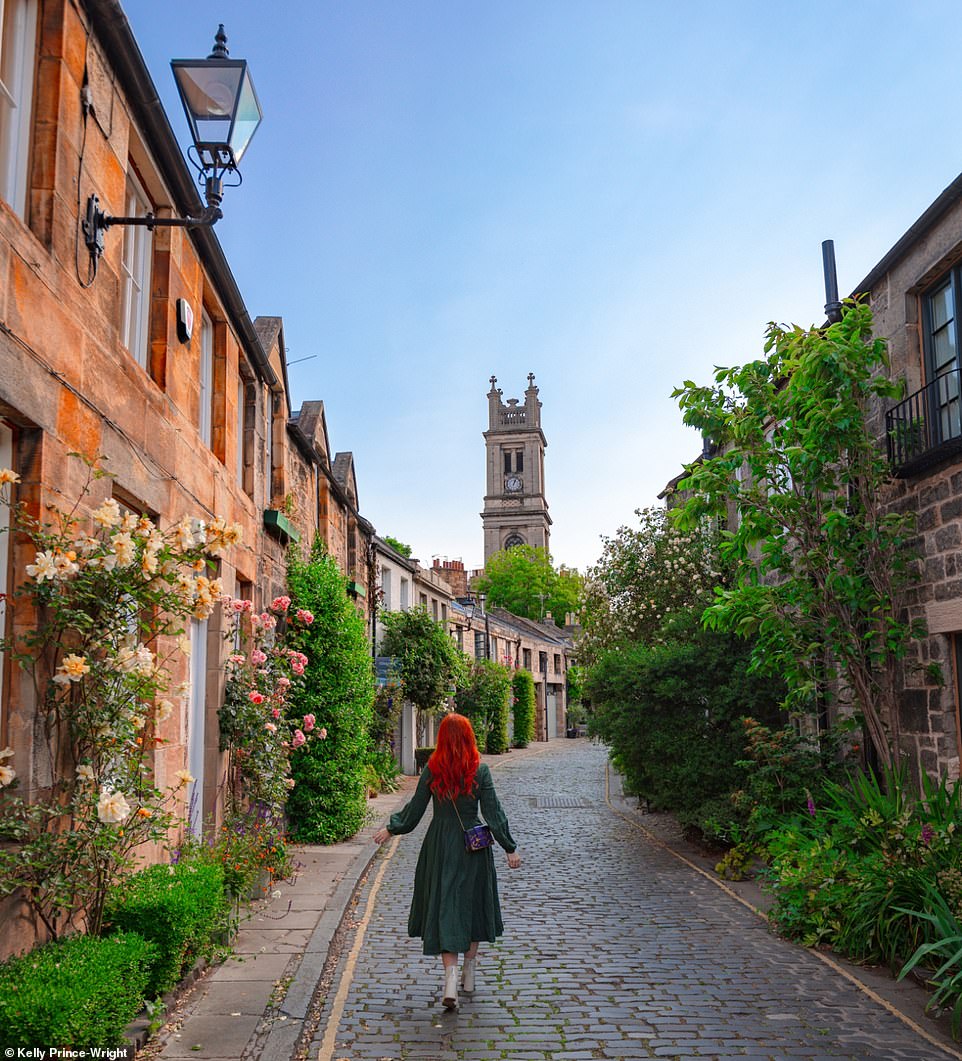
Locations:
315;835;399;1061
604;761;962;1061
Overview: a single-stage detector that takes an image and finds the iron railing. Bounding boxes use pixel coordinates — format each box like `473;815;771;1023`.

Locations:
886;369;962;476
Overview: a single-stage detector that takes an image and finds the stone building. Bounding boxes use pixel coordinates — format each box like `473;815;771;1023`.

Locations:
855;171;962;778
0;0;374;953
482;373;551;562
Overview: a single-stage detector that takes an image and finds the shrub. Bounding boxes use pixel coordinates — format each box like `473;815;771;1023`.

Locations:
0;931;154;1047
286;538;375;843
511;670;536;748
455;659;512;754
103;861;226;995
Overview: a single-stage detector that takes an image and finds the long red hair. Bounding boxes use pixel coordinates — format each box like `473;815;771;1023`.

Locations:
427;713;480;799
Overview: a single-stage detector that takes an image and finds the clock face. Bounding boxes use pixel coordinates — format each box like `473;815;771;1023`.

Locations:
505;476;522;493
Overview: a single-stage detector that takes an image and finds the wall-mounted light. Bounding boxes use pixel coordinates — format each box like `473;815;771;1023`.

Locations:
83;25;262;269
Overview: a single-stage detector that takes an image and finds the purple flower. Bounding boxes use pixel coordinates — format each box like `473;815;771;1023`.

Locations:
922;823;935;845
806;792;816;817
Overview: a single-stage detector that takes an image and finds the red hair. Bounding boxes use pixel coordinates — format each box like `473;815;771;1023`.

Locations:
427;713;480;799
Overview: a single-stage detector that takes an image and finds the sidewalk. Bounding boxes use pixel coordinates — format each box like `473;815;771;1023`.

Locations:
146;740;561;1061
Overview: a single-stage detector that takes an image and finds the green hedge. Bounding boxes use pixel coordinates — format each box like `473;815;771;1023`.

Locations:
104;861;226;995
0;931;154;1047
511;670;536;748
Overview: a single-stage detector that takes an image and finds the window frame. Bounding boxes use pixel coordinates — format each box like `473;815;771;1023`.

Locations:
119;166;153;369
923;269;962;447
0;0;38;219
198;310;213;447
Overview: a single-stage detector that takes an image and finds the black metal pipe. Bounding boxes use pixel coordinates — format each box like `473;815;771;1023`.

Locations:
822;240;843;324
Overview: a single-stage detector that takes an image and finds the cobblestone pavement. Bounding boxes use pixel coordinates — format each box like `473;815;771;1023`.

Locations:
309;740;956;1061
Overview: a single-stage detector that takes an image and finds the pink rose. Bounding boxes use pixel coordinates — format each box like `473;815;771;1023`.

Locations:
271;596;292;613
277;677;291;688
296;609;314;624
228;654;245;665
303;713;315;732
292;729;306;748
271;707;281;719
251;649;267;665
319;727;328;739
248;691;265;705
265;722;277;733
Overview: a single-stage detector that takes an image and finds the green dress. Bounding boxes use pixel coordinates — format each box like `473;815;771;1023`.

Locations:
388;762;518;955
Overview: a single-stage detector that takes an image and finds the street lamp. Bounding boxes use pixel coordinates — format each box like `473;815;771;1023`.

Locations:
460;594;491;660
83;25;262;269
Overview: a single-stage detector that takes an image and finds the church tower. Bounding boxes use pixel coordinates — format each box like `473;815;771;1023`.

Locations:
481;373;552;564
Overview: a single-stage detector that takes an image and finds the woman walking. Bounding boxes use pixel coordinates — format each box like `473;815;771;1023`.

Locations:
373;712;522;1009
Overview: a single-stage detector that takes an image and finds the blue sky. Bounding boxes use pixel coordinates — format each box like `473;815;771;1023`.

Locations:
123;1;962;571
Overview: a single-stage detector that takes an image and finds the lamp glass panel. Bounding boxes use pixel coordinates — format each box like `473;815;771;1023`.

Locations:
173;61;244;146
229;69;262;163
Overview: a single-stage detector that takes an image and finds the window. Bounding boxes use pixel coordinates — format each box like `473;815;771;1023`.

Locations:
523;648;531;670
198;311;213;446
119;168;153;369
455;625;463;650
474;631;486;659
419;592;428;609
924;273;962;444
441;603;447;624
0;0;37;218
515;450;523;472
0;421;12;713
237;374;254;496
431;598;438;620
504;533;525;549
399;578;409;611
503;450;511;474
539;651;548;673
380;565;392;610
554;653;562;674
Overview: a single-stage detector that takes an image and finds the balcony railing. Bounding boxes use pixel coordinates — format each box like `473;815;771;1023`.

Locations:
886;369;962;477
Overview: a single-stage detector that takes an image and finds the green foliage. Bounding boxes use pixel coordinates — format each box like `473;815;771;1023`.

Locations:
0;931;155;1047
672;302;925;770
104;861;226;995
456;659;512;754
898;887;962;1036
474;545;581;628
382;535;413;558
285;538;375;843
586;613;784;825
415;747;434;771
579;507;723;666
511;670;536;748
379;606;467;715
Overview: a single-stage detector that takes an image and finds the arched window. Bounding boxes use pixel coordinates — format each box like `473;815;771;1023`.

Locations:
503;534;525;549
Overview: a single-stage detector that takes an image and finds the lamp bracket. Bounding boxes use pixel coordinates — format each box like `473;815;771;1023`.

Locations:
83;193;223;265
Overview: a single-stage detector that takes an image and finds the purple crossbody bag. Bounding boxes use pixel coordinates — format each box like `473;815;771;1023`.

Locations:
451;797;494;852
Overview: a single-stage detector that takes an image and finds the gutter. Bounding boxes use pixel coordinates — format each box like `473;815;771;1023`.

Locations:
83;0;277;390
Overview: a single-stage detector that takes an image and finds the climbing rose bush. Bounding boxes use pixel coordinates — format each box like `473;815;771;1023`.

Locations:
0;457;241;937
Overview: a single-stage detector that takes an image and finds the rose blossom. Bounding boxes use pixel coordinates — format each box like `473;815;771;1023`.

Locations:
271;707;281;719
265;722;278;733
302;714;315;732
296;609;314;624
251;649;268;665
270;596;292;613
292;729;306;748
248;691;265;705
97;788;131;823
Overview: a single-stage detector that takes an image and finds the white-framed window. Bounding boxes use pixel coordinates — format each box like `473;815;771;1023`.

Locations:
399;577;409;611
0;0;37;219
380;564;392;610
198;311;213;446
0;421;12;711
119;168;152;368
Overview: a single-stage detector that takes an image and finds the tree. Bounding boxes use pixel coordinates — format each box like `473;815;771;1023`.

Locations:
672;301;923;770
455;659;512;754
578;507;722;666
379;606;467;717
286;538;375;843
382;535;412;558
474;545;582;627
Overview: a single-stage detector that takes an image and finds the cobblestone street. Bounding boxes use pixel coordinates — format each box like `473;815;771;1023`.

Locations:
310;740;958;1061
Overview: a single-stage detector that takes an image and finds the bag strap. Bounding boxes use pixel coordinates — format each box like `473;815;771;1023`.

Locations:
449;793;486;830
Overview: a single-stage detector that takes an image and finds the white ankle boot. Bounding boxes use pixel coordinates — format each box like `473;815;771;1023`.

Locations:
461;956;476;993
442;965;458;1009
